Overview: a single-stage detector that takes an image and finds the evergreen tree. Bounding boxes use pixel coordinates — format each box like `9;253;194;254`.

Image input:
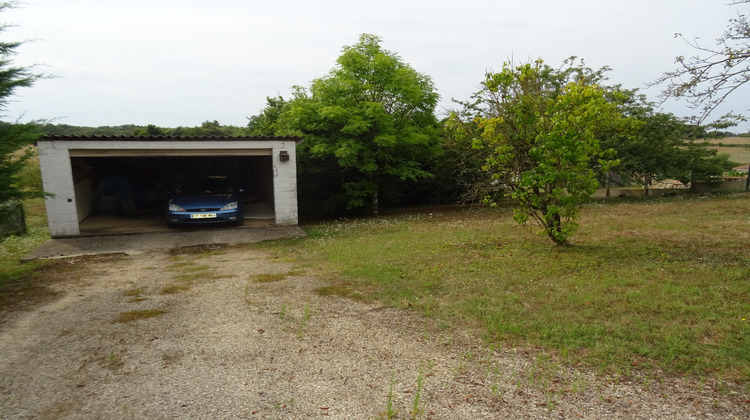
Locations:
0;1;44;204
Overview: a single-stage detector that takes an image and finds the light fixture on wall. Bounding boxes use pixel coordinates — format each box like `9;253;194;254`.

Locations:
279;150;290;162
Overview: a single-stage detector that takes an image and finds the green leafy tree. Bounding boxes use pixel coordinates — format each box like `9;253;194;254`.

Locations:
673;140;734;187
197;120;224;136
279;34;440;215
0;1;44;205
441;100;501;203
135;124;167;136
602;91;735;193
602;100;690;194
168;121;248;137
247;96;287;137
466;60;631;245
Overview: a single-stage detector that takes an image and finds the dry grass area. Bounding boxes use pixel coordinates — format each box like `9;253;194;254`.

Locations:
707;137;750;146
717;146;750;165
708;137;750;164
116;308;165;322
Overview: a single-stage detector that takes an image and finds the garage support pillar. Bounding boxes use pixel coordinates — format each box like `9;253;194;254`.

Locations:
272;143;299;226
38;142;80;237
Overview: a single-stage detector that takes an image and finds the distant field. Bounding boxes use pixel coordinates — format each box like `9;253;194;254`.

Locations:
708;136;750;146
710;137;750;165
716;146;750;165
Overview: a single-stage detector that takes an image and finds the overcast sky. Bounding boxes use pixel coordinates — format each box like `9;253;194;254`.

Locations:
3;0;749;131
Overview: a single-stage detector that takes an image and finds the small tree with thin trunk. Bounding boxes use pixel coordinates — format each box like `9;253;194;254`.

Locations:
465;60;630;245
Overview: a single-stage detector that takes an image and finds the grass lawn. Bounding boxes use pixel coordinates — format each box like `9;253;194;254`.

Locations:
262;193;750;383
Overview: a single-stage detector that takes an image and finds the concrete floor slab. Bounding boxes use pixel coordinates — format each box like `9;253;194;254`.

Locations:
22;226;306;261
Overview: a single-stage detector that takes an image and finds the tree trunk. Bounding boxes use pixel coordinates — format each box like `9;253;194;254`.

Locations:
605;171;611;197
371;190;379;216
546;213;567;246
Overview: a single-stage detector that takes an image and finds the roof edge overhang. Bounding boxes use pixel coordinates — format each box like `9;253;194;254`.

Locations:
38;134;304;145
68;148;273;157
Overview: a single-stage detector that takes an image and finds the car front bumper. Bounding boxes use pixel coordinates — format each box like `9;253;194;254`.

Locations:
166;209;243;226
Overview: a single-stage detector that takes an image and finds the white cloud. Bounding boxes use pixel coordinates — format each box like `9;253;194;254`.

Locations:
3;0;748;131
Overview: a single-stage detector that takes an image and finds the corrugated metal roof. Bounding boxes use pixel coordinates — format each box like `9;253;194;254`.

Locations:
39;134;303;142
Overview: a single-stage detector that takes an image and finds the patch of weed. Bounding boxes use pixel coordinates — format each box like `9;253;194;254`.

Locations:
116;309;164;323
382;371;398;419
124;286;149;302
411;365;427;419
161;284;190;294
314;282;368;301
253;270;303;283
173;273;203;282
167;261;221;284
253;273;287;283
296;302;312;338
104;353;122;369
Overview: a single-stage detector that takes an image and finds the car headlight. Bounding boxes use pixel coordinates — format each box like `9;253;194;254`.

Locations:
220;201;238;211
169;203;185;212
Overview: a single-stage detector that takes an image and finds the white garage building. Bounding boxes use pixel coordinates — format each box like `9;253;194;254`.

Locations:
37;135;303;238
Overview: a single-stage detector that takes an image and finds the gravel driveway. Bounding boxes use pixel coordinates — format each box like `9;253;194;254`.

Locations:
1;243;748;419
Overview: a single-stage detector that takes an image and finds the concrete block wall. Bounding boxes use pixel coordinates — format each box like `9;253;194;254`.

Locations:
37;142;80;237
272;144;299;226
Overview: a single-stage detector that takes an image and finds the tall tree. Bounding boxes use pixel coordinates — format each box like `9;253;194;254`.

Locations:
441;102;499;204
247;96;287;137
0;1;44;205
653;0;750;123
135;124;167;136
602;90;735;193
279;34;440;215
459;60;631;245
600;93;692;195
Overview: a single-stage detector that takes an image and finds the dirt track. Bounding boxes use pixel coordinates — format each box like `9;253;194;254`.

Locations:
1;245;748;419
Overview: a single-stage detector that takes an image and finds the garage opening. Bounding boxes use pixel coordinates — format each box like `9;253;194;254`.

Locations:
37;136;302;238
69;151;275;235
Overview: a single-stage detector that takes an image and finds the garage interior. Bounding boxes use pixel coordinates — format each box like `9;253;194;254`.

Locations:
69;151;275;235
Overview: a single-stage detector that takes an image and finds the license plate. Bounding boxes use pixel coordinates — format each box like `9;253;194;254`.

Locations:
190;213;217;219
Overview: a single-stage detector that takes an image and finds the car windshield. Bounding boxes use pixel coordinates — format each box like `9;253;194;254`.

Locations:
179;176;234;195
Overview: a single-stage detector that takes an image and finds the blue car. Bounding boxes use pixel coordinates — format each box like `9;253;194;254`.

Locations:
166;176;244;227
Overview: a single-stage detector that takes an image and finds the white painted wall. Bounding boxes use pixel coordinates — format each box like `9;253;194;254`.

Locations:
37;141;79;237
272;141;299;226
37;138;301;237
74;178;94;222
